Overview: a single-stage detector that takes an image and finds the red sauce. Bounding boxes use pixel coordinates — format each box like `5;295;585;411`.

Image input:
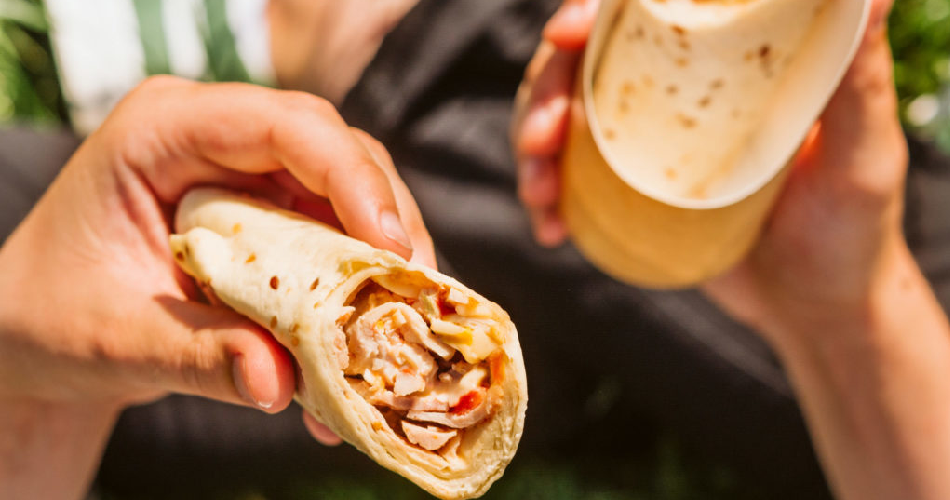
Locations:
451;390;482;415
437;299;456;317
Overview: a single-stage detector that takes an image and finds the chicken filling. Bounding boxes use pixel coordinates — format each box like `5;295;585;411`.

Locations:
341;278;505;453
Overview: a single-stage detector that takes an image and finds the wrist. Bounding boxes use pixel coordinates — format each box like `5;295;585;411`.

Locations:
756;235;918;356
763;241;950;500
1;398;119;499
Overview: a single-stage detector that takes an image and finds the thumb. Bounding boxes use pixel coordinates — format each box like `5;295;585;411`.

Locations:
143;298;296;413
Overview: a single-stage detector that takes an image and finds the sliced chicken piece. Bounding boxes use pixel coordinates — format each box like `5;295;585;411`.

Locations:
394;302;454;359
345;302;437;396
426;366;488;407
347;379;450;412
406;387;492;429
401;421;458;451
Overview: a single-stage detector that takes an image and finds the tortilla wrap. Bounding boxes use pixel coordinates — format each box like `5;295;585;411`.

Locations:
595;0;830;200
560;0;870;287
169;188;527;500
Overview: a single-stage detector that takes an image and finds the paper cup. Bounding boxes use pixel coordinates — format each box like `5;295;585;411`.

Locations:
562;0;870;288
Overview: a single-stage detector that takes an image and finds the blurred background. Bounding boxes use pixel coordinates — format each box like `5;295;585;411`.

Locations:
5;0;950;144
3;0;950;499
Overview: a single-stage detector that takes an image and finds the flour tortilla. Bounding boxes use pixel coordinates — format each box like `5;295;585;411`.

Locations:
169;187;527;500
592;0;866;204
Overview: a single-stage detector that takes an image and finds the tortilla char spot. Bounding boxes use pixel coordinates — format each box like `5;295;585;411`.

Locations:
678;39;691;51
675;58;688;68
710;78;724;90
270;276;279;289
676;114;697;128
698;96;711;108
372;421;384;431
619;99;630;114
671;24;685;36
313;301;320;309
246;253;256;263
603;128;616;141
291;336;300;347
666;85;678;95
174;251;184;262
270;316;278;329
622;81;636;95
690;184;708;200
744;50;754;62
635;26;645;39
665;168;678;180
310;277;320;290
759;44;772;59
232;223;242;235
653;34;663;47
291;323;300;333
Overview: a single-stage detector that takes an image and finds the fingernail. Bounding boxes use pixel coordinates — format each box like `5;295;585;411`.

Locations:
233;356;273;410
380;210;413;252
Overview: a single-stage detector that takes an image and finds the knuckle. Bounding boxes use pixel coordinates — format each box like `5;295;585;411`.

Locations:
177;333;219;397
281;90;336;117
134;74;187;98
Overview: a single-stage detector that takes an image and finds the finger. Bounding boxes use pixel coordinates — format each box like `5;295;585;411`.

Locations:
139;298;296;413
349;128;438;269
302;411;343;446
543;0;600;50
531;207;568;248
269;171;345;230
515;48;578;158
518;157;561;212
114;77;414;261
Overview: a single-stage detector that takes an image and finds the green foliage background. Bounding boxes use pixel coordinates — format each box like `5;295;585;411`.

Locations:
0;0;61;125
3;0;950;133
892;0;950;108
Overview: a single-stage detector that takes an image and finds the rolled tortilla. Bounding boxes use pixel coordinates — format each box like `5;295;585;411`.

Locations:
169;187;527;500
594;0;830;200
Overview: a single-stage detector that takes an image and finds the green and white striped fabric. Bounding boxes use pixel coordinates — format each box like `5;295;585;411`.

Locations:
45;0;273;134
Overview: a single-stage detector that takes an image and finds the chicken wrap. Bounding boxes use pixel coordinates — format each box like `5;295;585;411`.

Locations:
169;187;527;500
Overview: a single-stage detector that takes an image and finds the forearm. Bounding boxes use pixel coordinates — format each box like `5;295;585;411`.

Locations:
0;399;117;500
772;243;950;500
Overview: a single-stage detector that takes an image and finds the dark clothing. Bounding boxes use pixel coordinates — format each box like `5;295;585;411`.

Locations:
3;0;950;498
